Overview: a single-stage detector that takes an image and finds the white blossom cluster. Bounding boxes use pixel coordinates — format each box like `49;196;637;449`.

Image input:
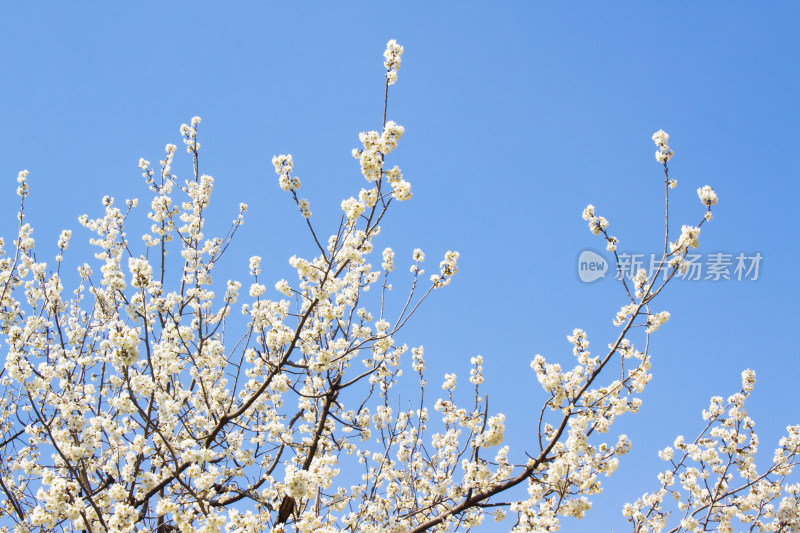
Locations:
653;129;674;163
582;204;618;252
272;154;301;192
625;370;800;532
0;41;792;533
673;225;701;252
384;39;403;85
351;121;411;203
180;116;202;154
431;250;459;288
697;184;718;221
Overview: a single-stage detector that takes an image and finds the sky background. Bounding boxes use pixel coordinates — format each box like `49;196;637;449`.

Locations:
2;3;799;531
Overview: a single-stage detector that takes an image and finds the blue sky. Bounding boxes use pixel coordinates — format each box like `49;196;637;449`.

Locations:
2;3;799;531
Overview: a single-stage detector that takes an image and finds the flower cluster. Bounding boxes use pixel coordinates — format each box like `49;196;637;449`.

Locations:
582;204;619;251
653;129;674;163
384;39;403;85
697;184;718;207
297;197;311;218
0;39;781;533
341;196;365;222
672;225;701;252
431;250;459;288
272;154;301;191
645;310;670;334
381;247;394;272
16;169;30;198
351;121;410;202
385;165;412;202
180;116;202;154
625;371;800;532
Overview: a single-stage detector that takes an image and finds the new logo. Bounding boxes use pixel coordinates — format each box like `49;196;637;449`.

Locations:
578;250;607;283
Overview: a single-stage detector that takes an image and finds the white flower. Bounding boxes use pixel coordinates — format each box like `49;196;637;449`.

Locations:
742;368;756;392
614;303;637;327
442;373;457;391
478;414;506;448
658;446;674;461
646;311;670;333
697;185;718;207
588;216;609;235
272;154;300;191
655;149;674;163
57;229;72;250
283;468;314;500
275;279;292;296
384;39;404;85
249;256;261;276
652;129;669;146
272;154;293;174
673;225;700;251
272;373;290;393
359;187;378;207
341;197;365;222
128;257;153;288
382;248;395;272
78;263;92;279
249;283;266;298
431;251;459;288
298;198;312;218
652;129;674;163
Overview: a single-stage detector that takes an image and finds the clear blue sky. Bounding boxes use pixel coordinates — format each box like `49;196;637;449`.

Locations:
2;3;798;531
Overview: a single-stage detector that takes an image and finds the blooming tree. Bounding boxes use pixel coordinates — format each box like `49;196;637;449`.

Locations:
0;40;798;533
